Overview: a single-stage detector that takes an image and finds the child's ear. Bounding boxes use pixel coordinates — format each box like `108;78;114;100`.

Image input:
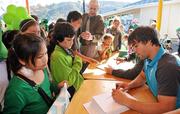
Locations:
18;59;26;66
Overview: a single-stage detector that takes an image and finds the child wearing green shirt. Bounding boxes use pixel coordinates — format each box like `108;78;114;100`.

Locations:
3;33;64;114
50;22;84;93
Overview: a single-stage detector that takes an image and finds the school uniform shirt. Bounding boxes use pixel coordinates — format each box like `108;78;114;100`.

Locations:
3;69;52;114
0;30;8;61
144;46;180;108
0;61;8;111
50;45;84;91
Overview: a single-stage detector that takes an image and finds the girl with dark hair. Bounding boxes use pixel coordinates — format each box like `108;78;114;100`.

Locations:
3;33;65;114
20;19;40;36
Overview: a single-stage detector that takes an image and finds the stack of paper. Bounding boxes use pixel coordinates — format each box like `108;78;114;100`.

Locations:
96;61;135;71
84;92;129;114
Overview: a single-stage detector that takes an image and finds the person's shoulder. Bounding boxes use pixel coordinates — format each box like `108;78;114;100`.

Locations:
96;14;103;19
7;76;28;93
51;46;65;58
157;53;179;74
82;13;88;17
159;53;179;66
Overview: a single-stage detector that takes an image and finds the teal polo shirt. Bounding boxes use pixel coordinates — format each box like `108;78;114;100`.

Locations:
144;46;180;108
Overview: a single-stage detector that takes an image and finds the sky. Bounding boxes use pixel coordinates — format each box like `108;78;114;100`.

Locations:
29;0;140;6
0;0;140;7
0;0;140;15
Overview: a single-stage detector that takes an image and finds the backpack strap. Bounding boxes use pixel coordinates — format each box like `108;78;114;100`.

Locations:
17;73;54;107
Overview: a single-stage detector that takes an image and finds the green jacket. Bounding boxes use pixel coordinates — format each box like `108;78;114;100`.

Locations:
3;69;52;114
50;45;84;91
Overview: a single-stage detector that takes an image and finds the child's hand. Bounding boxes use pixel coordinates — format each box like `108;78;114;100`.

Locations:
104;67;113;74
88;58;99;64
80;31;92;41
57;80;68;88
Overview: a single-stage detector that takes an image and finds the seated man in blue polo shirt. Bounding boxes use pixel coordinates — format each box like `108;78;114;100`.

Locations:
111;26;180;113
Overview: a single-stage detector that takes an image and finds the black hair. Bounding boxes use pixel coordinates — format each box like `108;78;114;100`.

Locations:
48;22;55;31
128;26;160;46
8;33;44;74
109;19;113;26
56;18;66;23
20;19;38;32
31;15;39;22
67;11;82;23
2;30;19;49
52;22;75;42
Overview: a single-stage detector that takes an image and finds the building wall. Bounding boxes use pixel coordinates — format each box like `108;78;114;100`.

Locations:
139;3;180;38
103;1;180;38
167;3;180;38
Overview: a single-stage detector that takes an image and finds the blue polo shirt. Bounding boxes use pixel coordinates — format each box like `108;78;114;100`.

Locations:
144;46;180;108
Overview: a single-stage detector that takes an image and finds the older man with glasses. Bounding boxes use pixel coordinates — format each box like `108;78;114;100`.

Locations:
79;0;104;59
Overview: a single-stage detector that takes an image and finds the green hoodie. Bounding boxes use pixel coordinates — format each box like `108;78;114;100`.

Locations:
50;45;84;91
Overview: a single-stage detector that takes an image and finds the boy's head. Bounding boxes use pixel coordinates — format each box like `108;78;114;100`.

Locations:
103;34;113;47
128;26;160;60
67;11;82;31
53;22;75;49
128;26;160;47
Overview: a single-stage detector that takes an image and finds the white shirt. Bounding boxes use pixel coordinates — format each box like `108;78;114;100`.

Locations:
0;61;9;111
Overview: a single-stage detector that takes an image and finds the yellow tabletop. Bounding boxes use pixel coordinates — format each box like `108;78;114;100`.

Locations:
65;80;156;114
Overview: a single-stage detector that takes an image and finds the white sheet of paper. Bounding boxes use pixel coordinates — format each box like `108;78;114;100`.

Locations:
83;92;129;114
97;61;135;70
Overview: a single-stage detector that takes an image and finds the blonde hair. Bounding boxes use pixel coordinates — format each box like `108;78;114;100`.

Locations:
103;33;114;41
113;16;121;23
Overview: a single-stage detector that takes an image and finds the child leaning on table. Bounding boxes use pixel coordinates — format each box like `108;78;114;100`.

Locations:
97;34;113;60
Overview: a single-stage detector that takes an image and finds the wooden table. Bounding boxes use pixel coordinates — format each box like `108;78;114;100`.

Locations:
65;80;156;114
83;67;129;81
83;54;135;81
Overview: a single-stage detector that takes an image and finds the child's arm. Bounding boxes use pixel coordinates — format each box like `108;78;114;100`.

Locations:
98;48;109;60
